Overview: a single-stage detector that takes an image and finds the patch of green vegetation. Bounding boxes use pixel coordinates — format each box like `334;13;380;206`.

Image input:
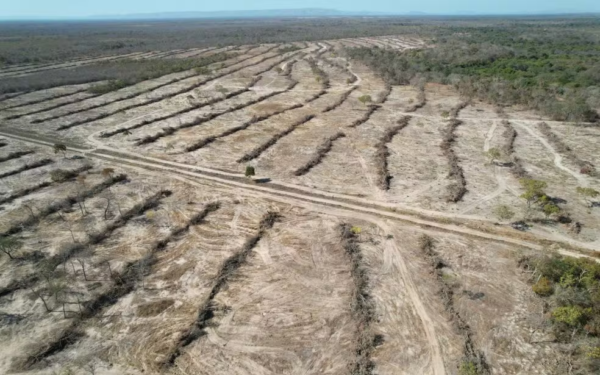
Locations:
346;22;600;122
459;361;480;375
521;253;600;372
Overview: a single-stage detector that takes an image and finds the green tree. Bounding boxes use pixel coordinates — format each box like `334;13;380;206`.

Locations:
520;179;547;208
245;166;256;179
53;143;67;158
459;361;479;375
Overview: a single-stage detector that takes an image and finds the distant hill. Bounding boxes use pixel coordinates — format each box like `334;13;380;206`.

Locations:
90;8;390;20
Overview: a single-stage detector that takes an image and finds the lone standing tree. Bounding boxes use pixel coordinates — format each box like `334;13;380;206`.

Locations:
520;178;547;208
245;165;256;180
53;143;67;158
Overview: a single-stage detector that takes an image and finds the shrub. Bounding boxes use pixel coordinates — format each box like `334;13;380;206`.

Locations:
543;202;561;218
459;361;479;375
50;169;72;182
585;347;600;359
358;95;372;105
552;306;592;327
532;277;554;296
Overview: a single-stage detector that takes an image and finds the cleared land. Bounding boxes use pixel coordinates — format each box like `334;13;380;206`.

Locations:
1;26;600;375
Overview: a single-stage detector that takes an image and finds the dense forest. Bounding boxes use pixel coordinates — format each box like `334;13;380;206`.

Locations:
0;18;424;65
345;18;600;122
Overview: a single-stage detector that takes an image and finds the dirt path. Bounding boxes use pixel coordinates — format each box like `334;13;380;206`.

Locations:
513;121;589;187
483;120;497;153
356;151;383;200
461;121;509;214
88;150;597;265
3;129;599;257
376;220;447;375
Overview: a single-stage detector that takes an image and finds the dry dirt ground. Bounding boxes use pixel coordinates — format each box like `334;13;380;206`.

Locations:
1;35;599;374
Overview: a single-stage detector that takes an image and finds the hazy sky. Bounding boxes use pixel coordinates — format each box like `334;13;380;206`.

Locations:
3;0;600;18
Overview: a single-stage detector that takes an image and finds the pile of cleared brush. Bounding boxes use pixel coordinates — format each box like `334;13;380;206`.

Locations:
349;105;379;128
405;88;425;113
374;116;411;190
418;235;489;375
162;211;281;368
323;86;357;113
501;120;529;178
339;224;378;375
375;84;392;104
449;100;469;119
293;132;345;176
238;115;315;162
440;119;467;202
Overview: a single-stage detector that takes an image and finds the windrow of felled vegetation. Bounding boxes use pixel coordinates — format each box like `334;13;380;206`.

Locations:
345;20;600;122
0;52;232;94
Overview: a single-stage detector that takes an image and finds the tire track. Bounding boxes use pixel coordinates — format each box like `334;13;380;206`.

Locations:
376;222;446;375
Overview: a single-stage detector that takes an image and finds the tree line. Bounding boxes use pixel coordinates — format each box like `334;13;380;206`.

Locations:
346;20;600;122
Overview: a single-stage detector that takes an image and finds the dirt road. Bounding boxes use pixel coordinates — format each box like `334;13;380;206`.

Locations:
1;128;598;260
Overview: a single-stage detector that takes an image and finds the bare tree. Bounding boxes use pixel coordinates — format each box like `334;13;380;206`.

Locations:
0;237;22;260
76;174;88;216
22;200;37;220
29;287;51;312
57;211;78;243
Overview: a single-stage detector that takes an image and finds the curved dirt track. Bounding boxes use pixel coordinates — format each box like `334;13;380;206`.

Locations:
376;220;447;375
514;121;590;187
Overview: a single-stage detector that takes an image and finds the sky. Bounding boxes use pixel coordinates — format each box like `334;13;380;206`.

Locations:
3;0;600;19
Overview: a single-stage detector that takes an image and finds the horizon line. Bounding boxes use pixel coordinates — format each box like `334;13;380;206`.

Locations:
2;12;600;22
